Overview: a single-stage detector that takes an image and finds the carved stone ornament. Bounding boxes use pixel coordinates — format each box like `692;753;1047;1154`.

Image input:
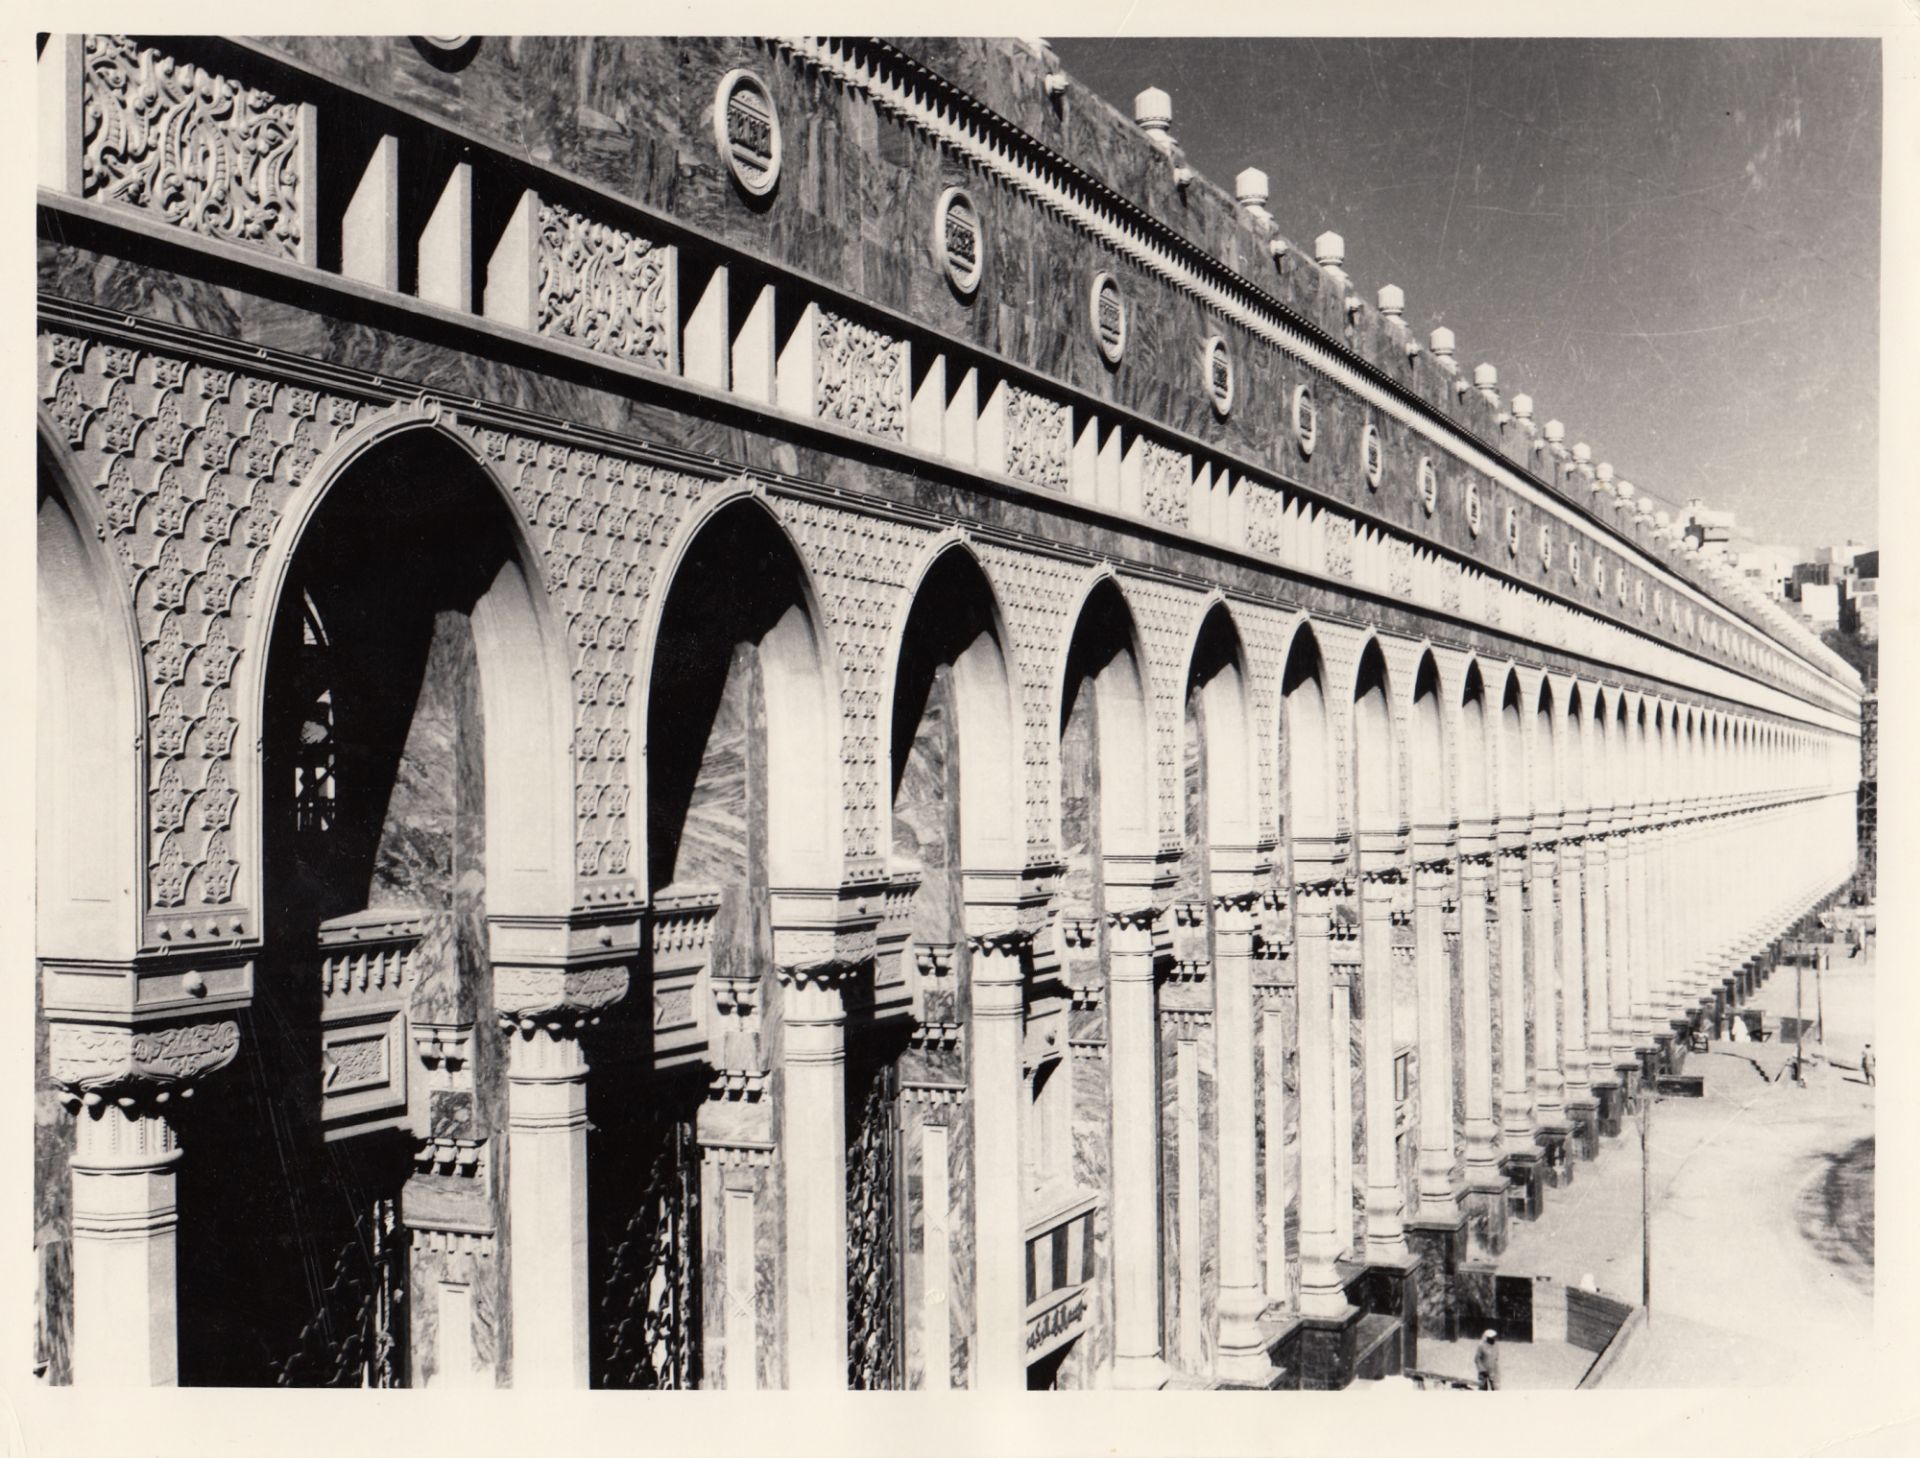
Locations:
1569;540;1582;580
1418;456;1437;515
1362;422;1383;489
713;68;781;197
934;186;983;295
49;1017;240;1093
1291;385;1317;456
83;35;308;261
1594;553;1608;594
1465;480;1482;537
1202;335;1234;416
535;200;675;370
1635;579;1647;615
1091;271;1127;364
815;310;908;440
1505;504;1520;556
493;964;630;1028
1002;384;1071;489
1539;524;1553;570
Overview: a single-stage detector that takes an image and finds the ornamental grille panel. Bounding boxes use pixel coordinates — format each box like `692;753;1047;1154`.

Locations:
846;1054;904;1390
590;1098;701;1389
271;1192;405;1387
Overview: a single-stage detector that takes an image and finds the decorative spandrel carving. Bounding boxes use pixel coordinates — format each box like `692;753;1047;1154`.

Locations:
770;497;931;878
1003;385;1071;491
535;201;676;371
40;330;372;928
468;423;732;891
49;1017;240;1091
815;311;907;440
1140;440;1191;528
1116;576;1206;855
1233;600;1296;840
82;36;307;261
977;545;1095;858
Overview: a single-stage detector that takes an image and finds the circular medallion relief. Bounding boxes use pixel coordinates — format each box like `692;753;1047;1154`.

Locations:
714;69;782;197
1202;336;1234;416
1465;480;1483;537
1291;386;1317;456
935;186;984;296
1091;272;1127;364
1418;457;1437;515
1362;422;1383;489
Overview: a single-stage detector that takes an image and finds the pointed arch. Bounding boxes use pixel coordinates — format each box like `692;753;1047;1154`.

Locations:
246;410;576;920
1459;659;1492;826
885;534;1020;874
1409;650;1448;831
1055;573;1154;860
1530;676;1558;819
1352;638;1397;838
1184;599;1257;848
641;492;839;891
1497;669;1527;825
1282;623;1335;844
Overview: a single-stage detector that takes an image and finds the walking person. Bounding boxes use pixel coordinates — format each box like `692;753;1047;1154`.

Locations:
1474;1330;1500;1391
1861;1043;1876;1086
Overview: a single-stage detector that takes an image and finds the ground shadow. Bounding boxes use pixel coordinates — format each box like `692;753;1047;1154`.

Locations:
1795;1135;1874;1291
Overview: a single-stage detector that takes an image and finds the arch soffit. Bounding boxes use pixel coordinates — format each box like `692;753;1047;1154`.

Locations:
36;411;145;725
875;528;1022;871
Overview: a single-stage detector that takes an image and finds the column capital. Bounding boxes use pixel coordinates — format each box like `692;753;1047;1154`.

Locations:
768;882;883;979
494;964;630;1035
49;1015;240;1112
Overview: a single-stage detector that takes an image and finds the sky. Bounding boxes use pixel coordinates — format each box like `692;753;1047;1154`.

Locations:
1050;38;1881;553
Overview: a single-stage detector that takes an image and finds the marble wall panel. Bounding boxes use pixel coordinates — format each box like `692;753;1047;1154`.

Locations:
1069;1039;1113;1382
33;1011;74;1386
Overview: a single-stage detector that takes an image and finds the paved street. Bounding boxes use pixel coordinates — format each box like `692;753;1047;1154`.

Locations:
1498;936;1875;1387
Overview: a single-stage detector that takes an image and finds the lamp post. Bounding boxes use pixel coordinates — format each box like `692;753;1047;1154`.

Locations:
1638;1084;1653;1316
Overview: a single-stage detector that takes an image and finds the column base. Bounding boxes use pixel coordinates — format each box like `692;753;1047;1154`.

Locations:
1339;1255;1422;1379
1533;1127;1574;1189
1405;1216;1468;1344
1463;1177;1511;1260
1110;1352;1174;1390
1564;1099;1600;1160
1593;1078;1626;1138
1277;1304;1362;1391
1502;1149;1546;1221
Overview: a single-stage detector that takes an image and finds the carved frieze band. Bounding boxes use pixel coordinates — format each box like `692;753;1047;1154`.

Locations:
1003;384;1072;490
82;35;309;262
815;310;907;440
535;199;676;371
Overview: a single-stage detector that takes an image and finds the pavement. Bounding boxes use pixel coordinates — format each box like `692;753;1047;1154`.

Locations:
1415;1333;1596;1390
1495;933;1875;1388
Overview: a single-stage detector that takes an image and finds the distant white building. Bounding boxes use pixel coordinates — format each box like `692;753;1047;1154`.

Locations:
1800;581;1841;628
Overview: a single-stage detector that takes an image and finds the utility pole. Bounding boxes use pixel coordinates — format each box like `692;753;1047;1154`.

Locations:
1639;1086;1653;1316
1816;947;1827;1049
1795;955;1806;1086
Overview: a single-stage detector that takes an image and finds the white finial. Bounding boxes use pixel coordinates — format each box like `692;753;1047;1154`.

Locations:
1511;393;1534;422
1429;327;1456;370
1473;362;1498;388
1593;460;1611;482
1572;442;1592;466
1235;167;1270;208
1377;284;1405;319
1134;87;1173;134
1314;231;1346;269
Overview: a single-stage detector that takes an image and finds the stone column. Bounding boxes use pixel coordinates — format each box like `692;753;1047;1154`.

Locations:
1210;888;1273;1384
52;1016;241;1387
1627;818;1655;1048
1496;841;1532;1144
967;927;1028;1393
1292;870;1350;1321
1106;903;1170;1388
778;962;852;1392
1558;828;1593;1133
1584;824;1613;1069
1528;827;1566;1129
1412;856;1458;1219
1457;847;1500;1184
1358;866;1408;1262
495;965;628;1389
1606;826;1636;1071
